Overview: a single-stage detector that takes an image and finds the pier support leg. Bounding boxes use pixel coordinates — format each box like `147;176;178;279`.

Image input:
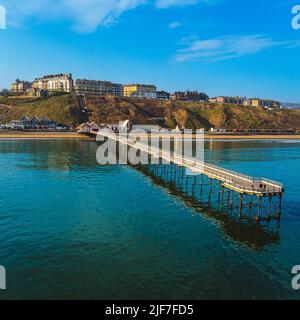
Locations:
200;175;203;201
230;191;234;215
248;195;253;216
192;176;196;198
227;190;230;207
218;182;221;207
256;197;262;222
277;195;283;221
267;196;272;221
239;194;243;220
221;186;225;210
186;175;189;193
208;178;213;206
172;165;175;181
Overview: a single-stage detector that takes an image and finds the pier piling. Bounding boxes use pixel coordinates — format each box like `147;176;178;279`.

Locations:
98;132;285;223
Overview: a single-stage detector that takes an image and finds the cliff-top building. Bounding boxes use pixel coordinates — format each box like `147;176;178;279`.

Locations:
244;98;281;108
75;79;123;97
124;84;157;99
11;79;32;93
32;73;74;93
171;91;209;102
156;90;170;100
215;96;246;105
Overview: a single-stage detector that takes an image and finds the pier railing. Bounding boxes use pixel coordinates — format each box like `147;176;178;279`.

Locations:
98;131;284;195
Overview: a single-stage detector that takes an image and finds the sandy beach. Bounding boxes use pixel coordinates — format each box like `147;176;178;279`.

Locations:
204;134;300;140
103;133;300;140
0;131;93;140
1;131;300;140
153;133;300;140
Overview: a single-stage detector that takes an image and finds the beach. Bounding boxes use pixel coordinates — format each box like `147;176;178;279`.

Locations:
0;131;93;140
205;134;300;140
1;131;300;140
108;132;300;140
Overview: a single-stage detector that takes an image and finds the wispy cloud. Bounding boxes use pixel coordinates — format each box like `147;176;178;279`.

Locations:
2;0;210;32
156;0;198;9
4;0;147;32
175;35;300;62
168;21;181;29
0;5;6;29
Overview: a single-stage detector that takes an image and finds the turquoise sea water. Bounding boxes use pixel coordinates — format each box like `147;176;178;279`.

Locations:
0;139;299;300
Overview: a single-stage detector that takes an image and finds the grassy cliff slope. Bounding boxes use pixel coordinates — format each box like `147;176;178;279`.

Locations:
0;94;86;127
86;96;300;130
1;94;300;130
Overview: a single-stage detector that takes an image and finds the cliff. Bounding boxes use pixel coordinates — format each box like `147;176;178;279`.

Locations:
1;94;300;131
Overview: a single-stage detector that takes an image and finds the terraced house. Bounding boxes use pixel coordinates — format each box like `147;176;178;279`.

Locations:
32;74;74;93
215;96;246;105
156;91;170;100
171;90;209;102
246;98;281;109
75;79;123;97
7;116;57;130
124;84;157;99
11;79;32;93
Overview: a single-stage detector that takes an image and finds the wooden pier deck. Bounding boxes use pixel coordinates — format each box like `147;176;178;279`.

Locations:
97;131;284;221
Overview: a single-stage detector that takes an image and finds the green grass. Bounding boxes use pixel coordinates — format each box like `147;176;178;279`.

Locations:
1;94;300;130
0;94;85;126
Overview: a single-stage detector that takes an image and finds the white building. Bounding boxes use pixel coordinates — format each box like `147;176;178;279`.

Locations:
75;79;123;97
33;74;74;93
124;84;157;99
210;128;227;133
77;122;100;134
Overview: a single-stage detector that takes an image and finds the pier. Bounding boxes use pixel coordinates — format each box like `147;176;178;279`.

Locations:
97;131;284;222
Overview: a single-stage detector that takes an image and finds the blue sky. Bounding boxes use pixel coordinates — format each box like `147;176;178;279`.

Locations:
0;0;300;102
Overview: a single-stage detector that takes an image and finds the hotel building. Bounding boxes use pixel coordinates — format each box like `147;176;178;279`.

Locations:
32;74;74;93
124;84;157;99
215;96;246;105
11;79;32;93
75;79;123;97
156;91;170;100
249;99;281;108
171;91;209;102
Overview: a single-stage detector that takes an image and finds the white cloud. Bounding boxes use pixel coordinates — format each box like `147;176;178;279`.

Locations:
2;0;207;32
0;5;6;29
64;0;148;31
168;21;180;29
156;0;198;9
175;35;300;62
3;0;147;32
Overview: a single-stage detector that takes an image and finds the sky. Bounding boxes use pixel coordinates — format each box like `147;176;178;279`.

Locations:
0;0;300;102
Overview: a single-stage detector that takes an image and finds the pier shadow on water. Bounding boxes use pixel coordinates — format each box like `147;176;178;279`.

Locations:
135;163;281;251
